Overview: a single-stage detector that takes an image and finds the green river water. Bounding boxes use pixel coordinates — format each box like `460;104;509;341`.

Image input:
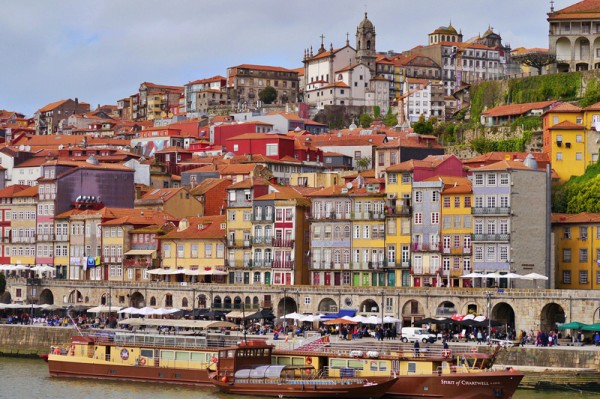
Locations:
0;358;594;399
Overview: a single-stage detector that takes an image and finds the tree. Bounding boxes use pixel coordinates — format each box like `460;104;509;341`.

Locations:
0;273;5;295
356;156;372;171
373;106;381;119
258;86;277;104
383;107;398;127
359;113;373;128
512;51;557;76
412;114;435;135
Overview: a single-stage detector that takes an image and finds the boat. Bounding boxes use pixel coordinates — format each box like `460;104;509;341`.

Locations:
210;339;398;399
272;336;524;399
46;319;238;385
45;319;522;398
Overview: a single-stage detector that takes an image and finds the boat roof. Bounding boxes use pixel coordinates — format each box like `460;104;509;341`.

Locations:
235;365;287;379
117;318;237;329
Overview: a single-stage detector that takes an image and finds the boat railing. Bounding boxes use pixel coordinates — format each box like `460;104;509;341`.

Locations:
316;341;489;360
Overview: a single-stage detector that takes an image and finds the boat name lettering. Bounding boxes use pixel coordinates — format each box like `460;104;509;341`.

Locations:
441;380;489;386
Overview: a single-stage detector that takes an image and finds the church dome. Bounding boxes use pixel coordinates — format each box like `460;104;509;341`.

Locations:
358;12;374;30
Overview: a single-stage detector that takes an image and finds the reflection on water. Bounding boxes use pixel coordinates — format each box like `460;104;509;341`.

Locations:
0;358;594;399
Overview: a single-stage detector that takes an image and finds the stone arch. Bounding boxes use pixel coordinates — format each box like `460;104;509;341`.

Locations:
223;296;232;309
165;293;173;307
0;291;11;304
576;62;590;71
213;295;222;309
575;37;590;61
358;298;380;314
277;296;297;317
84;296;89;303
318;297;338;313
100;292;110;305
198;294;207;309
67;290;83;304
594;307;600;323
244;296;251;308
39;289;54;305
491;302;515;330
557;62;570;73
401;299;425;327
181;297;189;308
233;296;242;309
436;301;457;317
555;37;571;61
150;296;157;306
129;291;144;307
540;302;566;332
253;296;259;308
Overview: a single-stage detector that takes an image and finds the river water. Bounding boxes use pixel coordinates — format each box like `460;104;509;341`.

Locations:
0;357;594;399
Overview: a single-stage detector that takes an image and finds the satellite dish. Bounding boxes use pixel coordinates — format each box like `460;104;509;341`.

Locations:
346;182;353;190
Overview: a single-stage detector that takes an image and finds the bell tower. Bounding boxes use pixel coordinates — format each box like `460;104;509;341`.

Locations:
355;12;376;75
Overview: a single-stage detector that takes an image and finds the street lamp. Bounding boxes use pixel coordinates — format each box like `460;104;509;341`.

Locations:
381;290;385;329
485;292;492;340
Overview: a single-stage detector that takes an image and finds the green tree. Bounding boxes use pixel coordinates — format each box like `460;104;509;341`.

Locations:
373;106;381;119
412;114;435;135
383;107;398;127
258;86;277;104
356;156;372;171
359;113;373;128
0;272;5;295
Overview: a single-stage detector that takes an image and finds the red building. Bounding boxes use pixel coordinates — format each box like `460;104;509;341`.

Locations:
386;154;468;182
212;122;273;147
225;133;295;160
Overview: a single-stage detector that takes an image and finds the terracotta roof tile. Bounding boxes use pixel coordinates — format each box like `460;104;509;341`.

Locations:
551;212;600;224
189;178;232;195
11;185;38;197
549;0;600;20
482;100;557;118
549;120;585;130
162;215;226;239
0;185;30;198
37;99;70;113
472;160;534;171
226;133;294;141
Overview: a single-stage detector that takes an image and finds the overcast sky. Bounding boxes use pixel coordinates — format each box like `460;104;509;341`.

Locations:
0;0;575;116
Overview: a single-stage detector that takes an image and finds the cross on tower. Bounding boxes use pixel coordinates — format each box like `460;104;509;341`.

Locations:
320;34;325;47
550;0;555;12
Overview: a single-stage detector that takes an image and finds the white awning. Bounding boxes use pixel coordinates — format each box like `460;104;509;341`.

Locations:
124;249;157;257
117;318;237;329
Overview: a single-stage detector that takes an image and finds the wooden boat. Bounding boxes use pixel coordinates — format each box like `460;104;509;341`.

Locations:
210;339;398;399
273;337;524;399
46;319;237;385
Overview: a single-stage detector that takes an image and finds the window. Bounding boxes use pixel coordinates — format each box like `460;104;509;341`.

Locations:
228;210;236;221
499;173;509;185
266;144;278;156
556;152;563;161
205;244;212;258
563;270;571;284
580;270;588;285
499;246;508;261
401;173;411;184
432;191;439;202
579;248;588;262
464;197;471;208
387;173;397;184
486;246;496;261
563;248;571;262
474;173;483;186
474;246;483;261
580;226;588;240
414;212;422;224
443;197;451;208
431;212;439;224
454;196;460;208
576;152;583;161
576;134;583;143
563;227;571;239
414;191;423;203
500;196;509;208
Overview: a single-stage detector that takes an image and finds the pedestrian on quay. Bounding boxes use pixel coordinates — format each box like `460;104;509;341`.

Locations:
413;340;420;357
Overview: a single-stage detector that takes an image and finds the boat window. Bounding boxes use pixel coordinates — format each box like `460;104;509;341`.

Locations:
292;357;305;366
370;361;379;371
330;359;347;369
175;351;189;361
275;356;291;365
140;349;153;358
408;362;417;373
190;352;205;362
379;361;388;371
161;350;175;360
227;350;235;358
219;350;227;358
348;360;364;370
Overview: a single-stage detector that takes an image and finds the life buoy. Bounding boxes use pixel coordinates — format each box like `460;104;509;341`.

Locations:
305;357;312;365
471;347;478;353
139;357;147;365
211;356;218;364
442;349;451;358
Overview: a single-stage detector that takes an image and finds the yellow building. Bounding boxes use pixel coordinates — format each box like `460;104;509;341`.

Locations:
225;178;271;285
9;186;38;267
289;171;341;188
438;176;473;288
160;215;226;285
552;213;600;290
349;183;387;287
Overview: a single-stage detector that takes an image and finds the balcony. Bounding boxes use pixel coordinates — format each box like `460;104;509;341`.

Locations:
55;234;68;242
11;236;35;244
38;233;55;241
309;212;350;221
412;243;440;252
442;247;472;255
123;258;151;268
471;207;510;216
272;261;294;269
472;233;510;242
251;214;274;222
227;239;252;248
252;236;273;246
352;212;385;220
253;260;273;268
272;238;294;248
386;206;411;216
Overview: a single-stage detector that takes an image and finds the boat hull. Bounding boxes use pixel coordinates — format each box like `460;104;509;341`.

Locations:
212;377;397;399
384;371;524;399
48;356;212;386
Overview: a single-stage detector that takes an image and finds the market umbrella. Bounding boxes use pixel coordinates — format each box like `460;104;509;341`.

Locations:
246;308;275;320
118;307;139;314
135;306;158;316
323;317;358;325
581;323;600;332
383;316;401;323
282;312;304;320
154;307;181;315
87;305;123;313
299;314;323;322
557;321;590;330
522;273;549;281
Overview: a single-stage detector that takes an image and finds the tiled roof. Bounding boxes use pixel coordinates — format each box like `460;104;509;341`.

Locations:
189;178;232;195
546;102;582;113
11;185;38;197
0;185;30;198
583;101;600;111
230;64;296;73
37;99;70;113
549;0;600;20
549;120;585;130
551;212;600;223
42;160;133;172
463;152;550;168
471;160;534;171
154;146;193;154
219;164;257;175
335;64;360;73
263;112;303;121
290;67;304;76
186;75;225;85
228;176;271;190
386;158;442;173
320;81;351;89
162;215;226;240
139;188;182;201
481;100;557;118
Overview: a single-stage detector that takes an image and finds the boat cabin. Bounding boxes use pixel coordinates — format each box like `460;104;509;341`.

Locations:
216;340;274;381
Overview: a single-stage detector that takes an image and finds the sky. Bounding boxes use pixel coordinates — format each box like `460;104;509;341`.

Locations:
0;0;576;117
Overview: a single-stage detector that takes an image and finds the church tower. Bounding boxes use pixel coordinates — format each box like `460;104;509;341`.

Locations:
355;12;376;75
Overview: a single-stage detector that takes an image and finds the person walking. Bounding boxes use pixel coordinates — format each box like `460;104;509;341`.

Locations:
413;340;420;357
